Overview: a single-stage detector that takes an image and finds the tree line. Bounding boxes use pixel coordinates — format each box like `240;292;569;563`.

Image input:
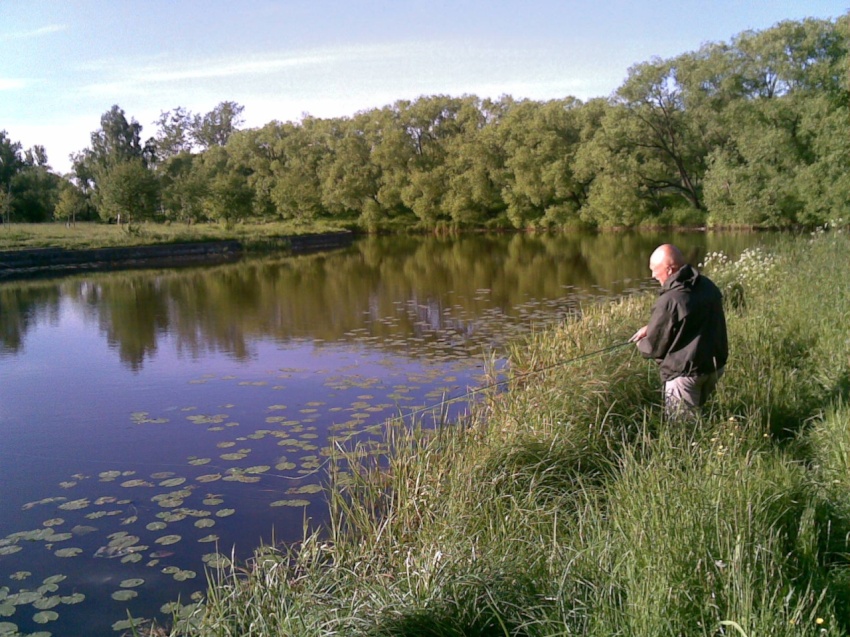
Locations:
1;16;846;230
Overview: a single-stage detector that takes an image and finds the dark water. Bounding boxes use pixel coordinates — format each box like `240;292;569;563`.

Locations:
0;232;771;636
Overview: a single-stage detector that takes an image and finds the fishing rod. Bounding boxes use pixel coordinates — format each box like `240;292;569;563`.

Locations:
392;339;634;425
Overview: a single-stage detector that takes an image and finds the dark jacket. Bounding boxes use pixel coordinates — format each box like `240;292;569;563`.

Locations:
637;264;728;382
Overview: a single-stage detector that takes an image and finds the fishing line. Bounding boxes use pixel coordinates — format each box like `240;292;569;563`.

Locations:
391;339;633;424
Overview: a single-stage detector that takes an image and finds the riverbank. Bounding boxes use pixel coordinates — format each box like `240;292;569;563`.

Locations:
144;233;850;635
0;228;356;280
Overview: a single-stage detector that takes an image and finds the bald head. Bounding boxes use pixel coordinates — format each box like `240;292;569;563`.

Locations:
648;244;685;285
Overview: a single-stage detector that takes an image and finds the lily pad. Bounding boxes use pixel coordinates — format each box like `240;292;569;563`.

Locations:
173;570;196;582
32;610;59;624
112;617;144;631
58;499;90;511
220;452;249;461
60;593;85;604
222;474;260;483
270;499;310;507
287;484;323;495
71;525;98;536
42;518;64;527
194;519;215;528
155;535;182;546
43;575;66;585
198;535;219;543
55;547;82;557
120;479;154;488
111;589;138;601
120;578;144;588
202;552;232;568
215;508;235;518
33;596;61;610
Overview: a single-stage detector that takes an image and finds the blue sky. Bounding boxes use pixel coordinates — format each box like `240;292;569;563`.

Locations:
1;1;847;174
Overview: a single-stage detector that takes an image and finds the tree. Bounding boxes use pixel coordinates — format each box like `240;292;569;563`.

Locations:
153;107;194;161
53;181;90;226
98;159;159;225
10;167;61;222
498;98;587;228
0;130;23;191
198;146;253;227
89;105;146;169
191;101;245;150
158;152;208;224
0;189;11;225
24;145;48;168
318;115;381;221
265;118;328;222
441;96;507;225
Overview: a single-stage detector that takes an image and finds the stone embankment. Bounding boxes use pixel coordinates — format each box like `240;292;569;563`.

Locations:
0;232;355;280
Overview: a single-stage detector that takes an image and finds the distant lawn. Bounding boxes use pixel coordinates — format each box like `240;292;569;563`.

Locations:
0;221;354;252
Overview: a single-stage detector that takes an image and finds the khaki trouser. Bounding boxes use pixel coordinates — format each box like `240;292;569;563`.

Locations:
664;367;725;419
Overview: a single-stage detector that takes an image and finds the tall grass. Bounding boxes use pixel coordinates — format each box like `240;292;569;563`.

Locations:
159;233;850;637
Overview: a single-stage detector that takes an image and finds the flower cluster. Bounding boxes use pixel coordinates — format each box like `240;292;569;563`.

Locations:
811;217;847;236
699;247;778;294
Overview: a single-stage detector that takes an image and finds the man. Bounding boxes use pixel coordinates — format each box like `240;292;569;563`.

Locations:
630;244;728;418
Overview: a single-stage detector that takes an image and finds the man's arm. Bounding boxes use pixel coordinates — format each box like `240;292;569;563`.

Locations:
636;301;676;360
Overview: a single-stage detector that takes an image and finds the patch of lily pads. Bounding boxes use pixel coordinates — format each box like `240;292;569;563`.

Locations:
4;334;497;637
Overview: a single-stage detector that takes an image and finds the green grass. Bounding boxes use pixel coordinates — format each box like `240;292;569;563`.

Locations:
0;220;353;252
154;232;850;637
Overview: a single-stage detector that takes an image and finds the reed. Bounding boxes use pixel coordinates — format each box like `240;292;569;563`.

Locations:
157;232;850;637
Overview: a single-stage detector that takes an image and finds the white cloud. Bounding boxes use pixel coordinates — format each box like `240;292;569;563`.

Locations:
0;24;67;41
0;78;29;91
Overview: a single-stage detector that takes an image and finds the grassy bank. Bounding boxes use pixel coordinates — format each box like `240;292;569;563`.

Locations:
0;221;352;252
153;233;850;637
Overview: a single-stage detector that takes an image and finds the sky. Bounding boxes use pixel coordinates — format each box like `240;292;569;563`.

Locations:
1;1;847;175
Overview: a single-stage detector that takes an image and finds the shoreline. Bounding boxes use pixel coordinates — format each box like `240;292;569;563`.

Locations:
0;231;356;281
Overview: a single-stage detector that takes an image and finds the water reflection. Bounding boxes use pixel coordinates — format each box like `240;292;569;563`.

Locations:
0;232;767;370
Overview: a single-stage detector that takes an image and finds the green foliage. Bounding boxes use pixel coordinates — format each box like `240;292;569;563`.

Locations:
97;159;159;225
53;182;91;224
10;166;62;222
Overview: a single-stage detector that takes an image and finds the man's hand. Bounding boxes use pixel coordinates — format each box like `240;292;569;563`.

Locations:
629;325;648;343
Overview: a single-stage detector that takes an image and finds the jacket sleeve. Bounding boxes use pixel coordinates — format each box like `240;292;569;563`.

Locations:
637;298;677;361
